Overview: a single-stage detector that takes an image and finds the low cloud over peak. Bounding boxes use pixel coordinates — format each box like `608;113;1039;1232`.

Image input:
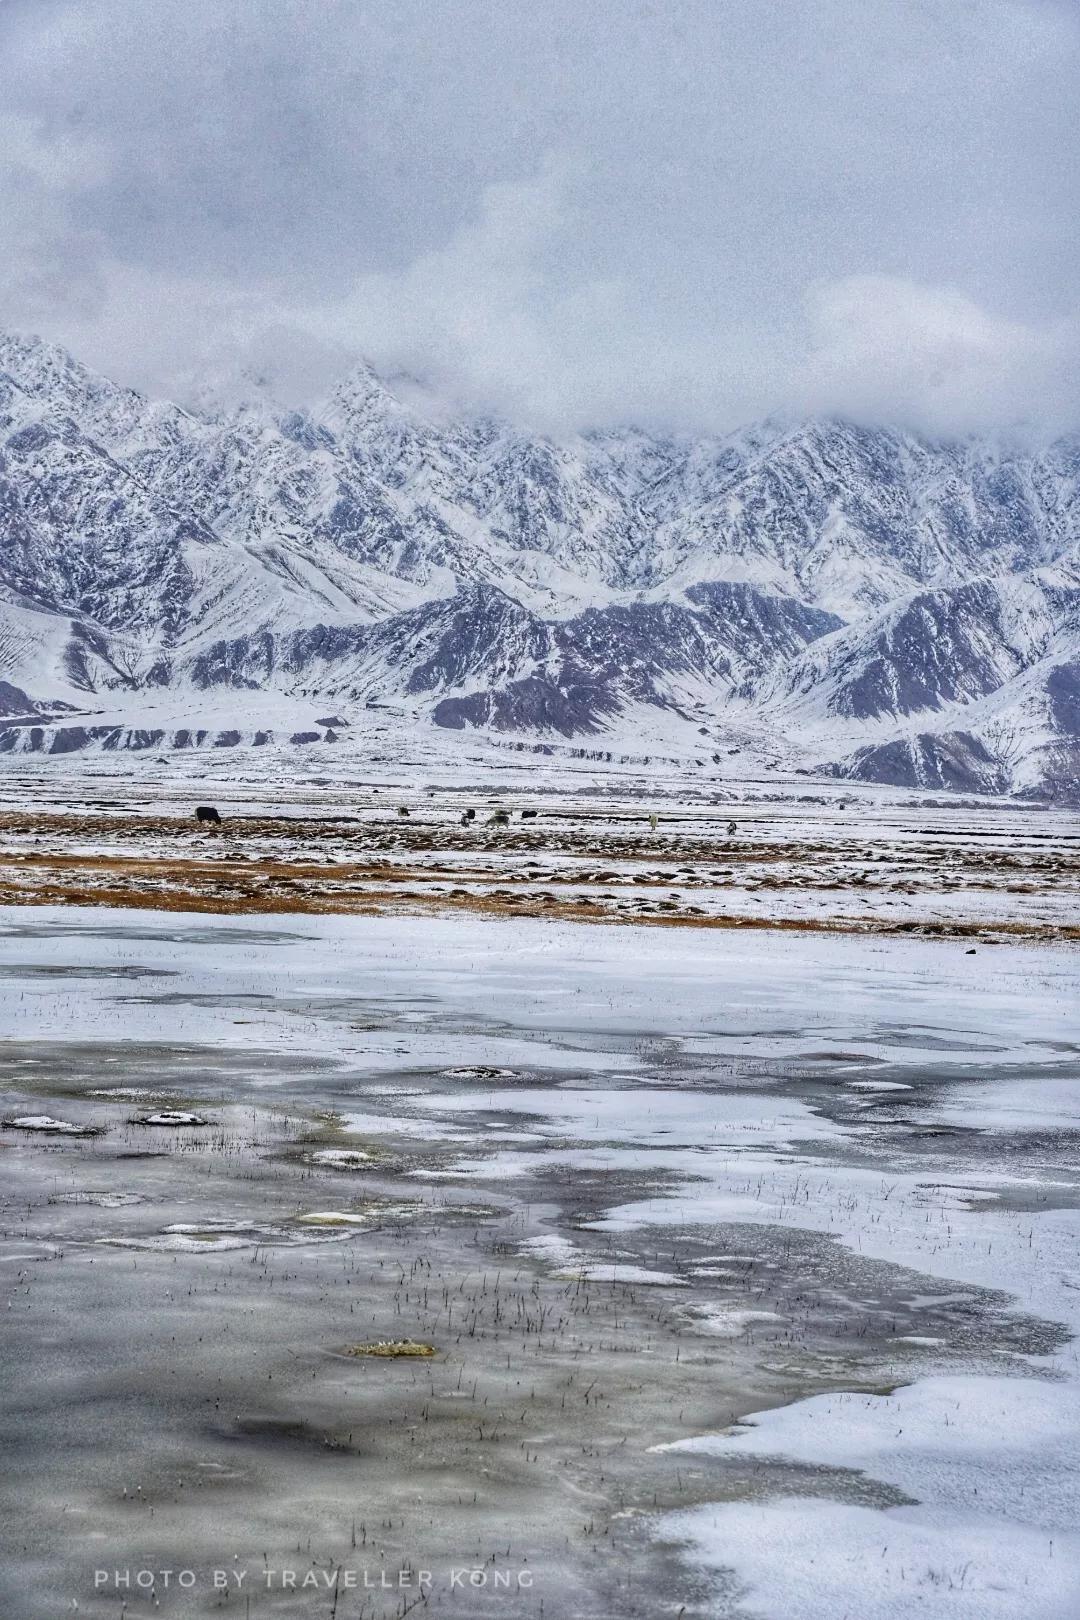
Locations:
1;0;1077;437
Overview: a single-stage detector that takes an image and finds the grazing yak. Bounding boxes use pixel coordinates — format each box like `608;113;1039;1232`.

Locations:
195;806;221;824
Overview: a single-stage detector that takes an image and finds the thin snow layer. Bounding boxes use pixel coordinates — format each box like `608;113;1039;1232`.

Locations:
0;904;1069;1067
914;1076;1080;1133
687;1305;784;1336
590;1155;1080;1339
665;1496;1076;1620
572;1263;687;1285
659;1377;1080;1620
522;1233;687;1286
425;1085;839;1146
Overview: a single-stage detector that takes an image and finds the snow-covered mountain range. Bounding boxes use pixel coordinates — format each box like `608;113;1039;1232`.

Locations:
2;330;1079;797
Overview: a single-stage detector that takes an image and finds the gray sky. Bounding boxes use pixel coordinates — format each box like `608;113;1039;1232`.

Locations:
1;0;1078;433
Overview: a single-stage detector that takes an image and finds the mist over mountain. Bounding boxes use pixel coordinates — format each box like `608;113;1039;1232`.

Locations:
2;330;1079;799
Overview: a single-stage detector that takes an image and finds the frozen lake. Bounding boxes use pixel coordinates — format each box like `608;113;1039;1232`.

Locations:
1;907;1079;1618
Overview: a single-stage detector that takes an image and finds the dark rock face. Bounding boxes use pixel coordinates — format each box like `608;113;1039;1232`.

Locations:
403;587;551;696
47;726;98;754
820;585;1028;719
434;671;623;737
191;632;277;690
831;731;1004;793
0;680;40;718
1047;660;1080;735
0;723;166;754
1037;744;1080;804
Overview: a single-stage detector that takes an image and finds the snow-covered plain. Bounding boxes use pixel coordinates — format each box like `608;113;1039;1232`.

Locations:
1;765;1076;943
0;905;1077;1617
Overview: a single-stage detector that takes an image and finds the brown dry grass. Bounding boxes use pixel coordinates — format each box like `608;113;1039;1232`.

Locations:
0;863;1075;942
1;808;1076;943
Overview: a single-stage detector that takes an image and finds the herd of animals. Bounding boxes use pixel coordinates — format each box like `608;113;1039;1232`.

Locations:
192;805;740;833
195;804;540;827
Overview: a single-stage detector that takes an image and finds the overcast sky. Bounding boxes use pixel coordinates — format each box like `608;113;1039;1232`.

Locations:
1;0;1078;434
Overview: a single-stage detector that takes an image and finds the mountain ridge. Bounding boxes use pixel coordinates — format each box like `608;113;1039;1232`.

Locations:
1;329;1078;799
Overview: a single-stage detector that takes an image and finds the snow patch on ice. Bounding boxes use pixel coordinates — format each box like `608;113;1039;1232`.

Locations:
658;1377;1080;1620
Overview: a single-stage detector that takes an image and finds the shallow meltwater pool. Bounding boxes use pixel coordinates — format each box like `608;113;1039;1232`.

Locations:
1;906;1078;1620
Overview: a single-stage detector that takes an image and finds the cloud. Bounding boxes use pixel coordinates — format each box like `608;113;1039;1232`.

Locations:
310;168;1080;436
313;159;671;427
0;111;109;323
797;275;1080;437
0;0;1077;434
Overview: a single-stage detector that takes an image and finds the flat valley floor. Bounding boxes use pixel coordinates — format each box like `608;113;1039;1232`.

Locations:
1;896;1079;1619
0;773;1077;943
